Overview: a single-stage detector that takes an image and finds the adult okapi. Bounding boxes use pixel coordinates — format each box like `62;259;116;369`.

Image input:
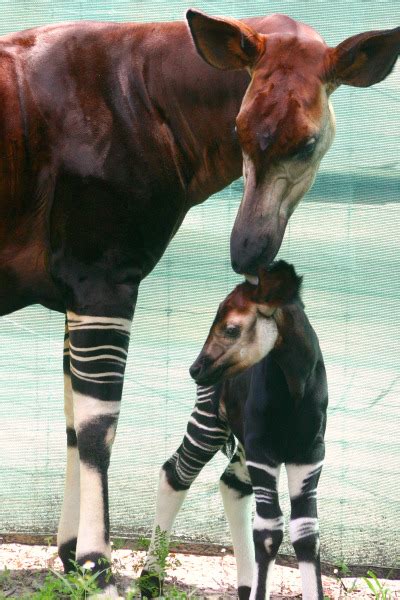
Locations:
0;6;398;596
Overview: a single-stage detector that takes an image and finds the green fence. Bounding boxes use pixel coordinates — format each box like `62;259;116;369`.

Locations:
0;0;399;573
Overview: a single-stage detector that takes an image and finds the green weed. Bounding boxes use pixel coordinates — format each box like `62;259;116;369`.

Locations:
0;566;12;588
332;559;360;596
29;559;109;599
362;570;394;600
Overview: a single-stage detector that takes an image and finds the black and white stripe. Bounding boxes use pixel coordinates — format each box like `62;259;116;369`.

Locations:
287;462;324;600
56;312;132;598
163;385;230;490
67;314;131;401
142;384;255;598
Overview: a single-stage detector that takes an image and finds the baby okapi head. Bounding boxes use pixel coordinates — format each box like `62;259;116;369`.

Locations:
190;261;302;385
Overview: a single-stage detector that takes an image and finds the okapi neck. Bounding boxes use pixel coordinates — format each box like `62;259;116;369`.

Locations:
273;304;319;381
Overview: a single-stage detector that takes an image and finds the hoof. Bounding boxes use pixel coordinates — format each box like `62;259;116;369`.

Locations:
238;585;251;600
58;537;77;573
139;569;163;598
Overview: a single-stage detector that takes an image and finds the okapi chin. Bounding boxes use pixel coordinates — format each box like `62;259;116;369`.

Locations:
0;8;397;596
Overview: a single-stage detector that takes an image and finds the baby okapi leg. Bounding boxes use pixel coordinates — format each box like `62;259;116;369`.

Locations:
141;385;230;598
246;461;284;600
58;320;80;572
67;311;131;597
219;443;254;600
286;462;324;600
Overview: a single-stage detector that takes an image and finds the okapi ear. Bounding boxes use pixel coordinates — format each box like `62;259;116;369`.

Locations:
186;9;265;70
327;27;400;88
254;261;302;313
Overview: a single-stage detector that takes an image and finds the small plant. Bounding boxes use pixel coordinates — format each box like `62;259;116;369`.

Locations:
332;559;359;596
111;537;126;551
0;566;12;588
362;570;393;600
43;536;54;548
133;527;186;598
24;559;112;599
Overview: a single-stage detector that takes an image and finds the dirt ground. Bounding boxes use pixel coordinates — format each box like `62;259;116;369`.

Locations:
0;544;399;599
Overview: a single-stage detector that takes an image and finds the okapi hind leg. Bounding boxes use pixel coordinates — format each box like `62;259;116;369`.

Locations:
57;319;80;572
219;443;254;600
286;461;324;600
67;309;133;597
246;461;284;600
141;384;230;598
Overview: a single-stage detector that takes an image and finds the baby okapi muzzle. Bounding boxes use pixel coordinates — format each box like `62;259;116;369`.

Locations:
189;260;302;385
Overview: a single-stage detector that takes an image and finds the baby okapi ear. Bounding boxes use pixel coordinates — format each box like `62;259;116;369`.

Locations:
328;27;400;88
186;9;265;70
254;261;303;312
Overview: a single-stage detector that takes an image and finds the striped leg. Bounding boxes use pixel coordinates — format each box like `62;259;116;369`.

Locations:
287;462;324;600
219;443;254;600
141;385;230;598
67;311;132;597
246;461;284;600
58;320;80;572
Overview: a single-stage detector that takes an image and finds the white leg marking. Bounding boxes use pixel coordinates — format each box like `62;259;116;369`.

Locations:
289;517;319;544
58;446;80;547
286;462;323;498
73;393;120;427
298;561;319;600
265;559;275;600
253;514;285;532
63;374;74;427
249;561;259;600
219;479;254;589
58;374;80;548
76;463;110;559
145;469;188;572
246;461;280;478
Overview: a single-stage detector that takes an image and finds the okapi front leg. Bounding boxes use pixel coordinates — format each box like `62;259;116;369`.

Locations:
57;320;80;572
67;311;132;597
219;443;254;600
246;461;284;600
286;462;324;600
141;385;230;598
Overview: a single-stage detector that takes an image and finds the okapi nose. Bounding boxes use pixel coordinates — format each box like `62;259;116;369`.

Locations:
189;362;201;380
189;354;213;380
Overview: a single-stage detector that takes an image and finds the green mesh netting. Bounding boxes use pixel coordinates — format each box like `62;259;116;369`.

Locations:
0;0;399;571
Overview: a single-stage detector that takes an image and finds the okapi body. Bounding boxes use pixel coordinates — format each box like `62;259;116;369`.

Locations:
143;262;328;600
0;8;398;595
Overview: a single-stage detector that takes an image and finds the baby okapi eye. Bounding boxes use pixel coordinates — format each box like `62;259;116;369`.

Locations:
224;324;241;339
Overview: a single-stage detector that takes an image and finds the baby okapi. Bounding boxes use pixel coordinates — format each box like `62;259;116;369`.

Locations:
142;261;328;600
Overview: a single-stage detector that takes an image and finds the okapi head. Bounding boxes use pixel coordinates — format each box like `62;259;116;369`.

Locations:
189;260;302;385
187;10;400;274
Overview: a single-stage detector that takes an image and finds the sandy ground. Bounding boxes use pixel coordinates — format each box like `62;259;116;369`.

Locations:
0;544;399;599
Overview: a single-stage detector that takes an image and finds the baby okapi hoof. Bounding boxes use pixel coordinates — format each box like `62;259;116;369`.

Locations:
238;585;251;600
139;569;163;598
58;537;77;573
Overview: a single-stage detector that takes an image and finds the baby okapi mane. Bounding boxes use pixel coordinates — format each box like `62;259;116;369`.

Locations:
253;260;303;308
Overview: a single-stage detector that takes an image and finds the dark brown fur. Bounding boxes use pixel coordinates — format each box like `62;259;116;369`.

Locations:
0;17;398;316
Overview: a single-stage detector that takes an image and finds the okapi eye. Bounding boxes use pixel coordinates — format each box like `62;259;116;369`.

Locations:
224;324;241;339
295;136;317;160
